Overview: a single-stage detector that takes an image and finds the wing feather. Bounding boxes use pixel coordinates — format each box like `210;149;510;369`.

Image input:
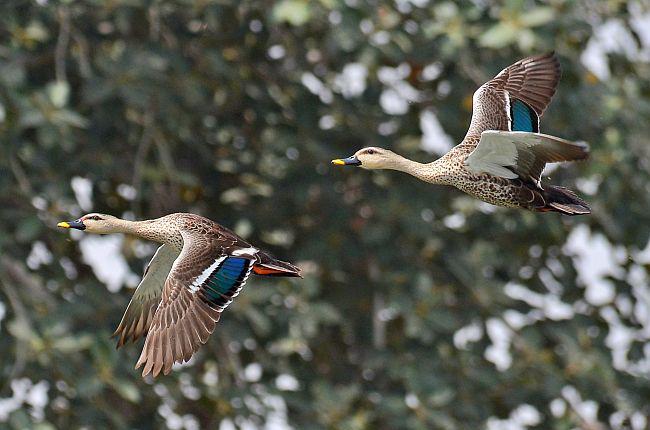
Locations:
463;53;561;146
112;244;180;348
465;131;589;183
135;230;256;377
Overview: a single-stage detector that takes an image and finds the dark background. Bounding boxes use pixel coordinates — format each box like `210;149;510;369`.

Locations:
1;1;649;429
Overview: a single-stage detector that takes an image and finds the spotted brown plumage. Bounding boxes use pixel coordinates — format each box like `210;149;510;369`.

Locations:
332;53;590;215
58;212;301;377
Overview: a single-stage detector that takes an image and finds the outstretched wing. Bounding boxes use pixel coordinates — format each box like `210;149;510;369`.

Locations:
465;131;589;184
112;244;180;348
462;53;561;146
135;230;259;377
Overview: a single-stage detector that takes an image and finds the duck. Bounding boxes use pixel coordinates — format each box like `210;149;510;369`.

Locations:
57;212;301;377
332;53;590;215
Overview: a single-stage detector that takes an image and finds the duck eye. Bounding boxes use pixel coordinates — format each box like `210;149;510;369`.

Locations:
365;149;375;155
87;216;102;221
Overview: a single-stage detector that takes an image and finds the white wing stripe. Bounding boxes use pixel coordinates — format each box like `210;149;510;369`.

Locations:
231;247;259;256
189;256;226;293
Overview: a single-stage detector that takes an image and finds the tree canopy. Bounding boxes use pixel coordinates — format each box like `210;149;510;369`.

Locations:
1;1;649;429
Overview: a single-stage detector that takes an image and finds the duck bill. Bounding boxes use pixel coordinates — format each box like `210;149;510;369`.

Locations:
57;220;86;230
331;156;361;166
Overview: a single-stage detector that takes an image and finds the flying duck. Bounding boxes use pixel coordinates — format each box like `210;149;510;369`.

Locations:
58;212;301;377
332;53;590;215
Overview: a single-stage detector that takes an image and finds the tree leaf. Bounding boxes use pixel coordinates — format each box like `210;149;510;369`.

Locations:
520;7;555;27
272;0;311;26
479;22;519;48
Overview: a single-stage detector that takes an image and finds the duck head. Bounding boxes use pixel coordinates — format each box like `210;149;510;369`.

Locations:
58;213;119;234
332;147;401;170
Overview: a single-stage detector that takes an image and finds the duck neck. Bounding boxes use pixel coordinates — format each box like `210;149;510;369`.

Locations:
111;218;169;244
389;154;449;185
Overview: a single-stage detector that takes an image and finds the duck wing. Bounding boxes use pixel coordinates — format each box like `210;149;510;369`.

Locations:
461;53;560;148
135;228;259;378
112;244;180;348
465;130;589;184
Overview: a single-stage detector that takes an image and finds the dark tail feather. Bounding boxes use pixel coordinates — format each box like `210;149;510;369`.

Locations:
539;185;591;215
254;252;302;277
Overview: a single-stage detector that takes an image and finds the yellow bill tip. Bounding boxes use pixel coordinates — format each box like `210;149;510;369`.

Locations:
331;159;345;165
57;222;70;228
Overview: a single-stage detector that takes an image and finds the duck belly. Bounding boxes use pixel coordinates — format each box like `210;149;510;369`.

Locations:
452;175;523;208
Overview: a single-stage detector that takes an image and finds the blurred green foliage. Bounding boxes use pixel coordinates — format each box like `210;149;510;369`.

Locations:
1;0;649;429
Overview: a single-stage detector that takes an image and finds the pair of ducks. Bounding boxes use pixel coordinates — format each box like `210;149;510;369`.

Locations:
58;53;589;378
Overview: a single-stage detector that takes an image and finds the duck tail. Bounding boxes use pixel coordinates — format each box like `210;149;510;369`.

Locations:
253;252;302;277
537;185;591;215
